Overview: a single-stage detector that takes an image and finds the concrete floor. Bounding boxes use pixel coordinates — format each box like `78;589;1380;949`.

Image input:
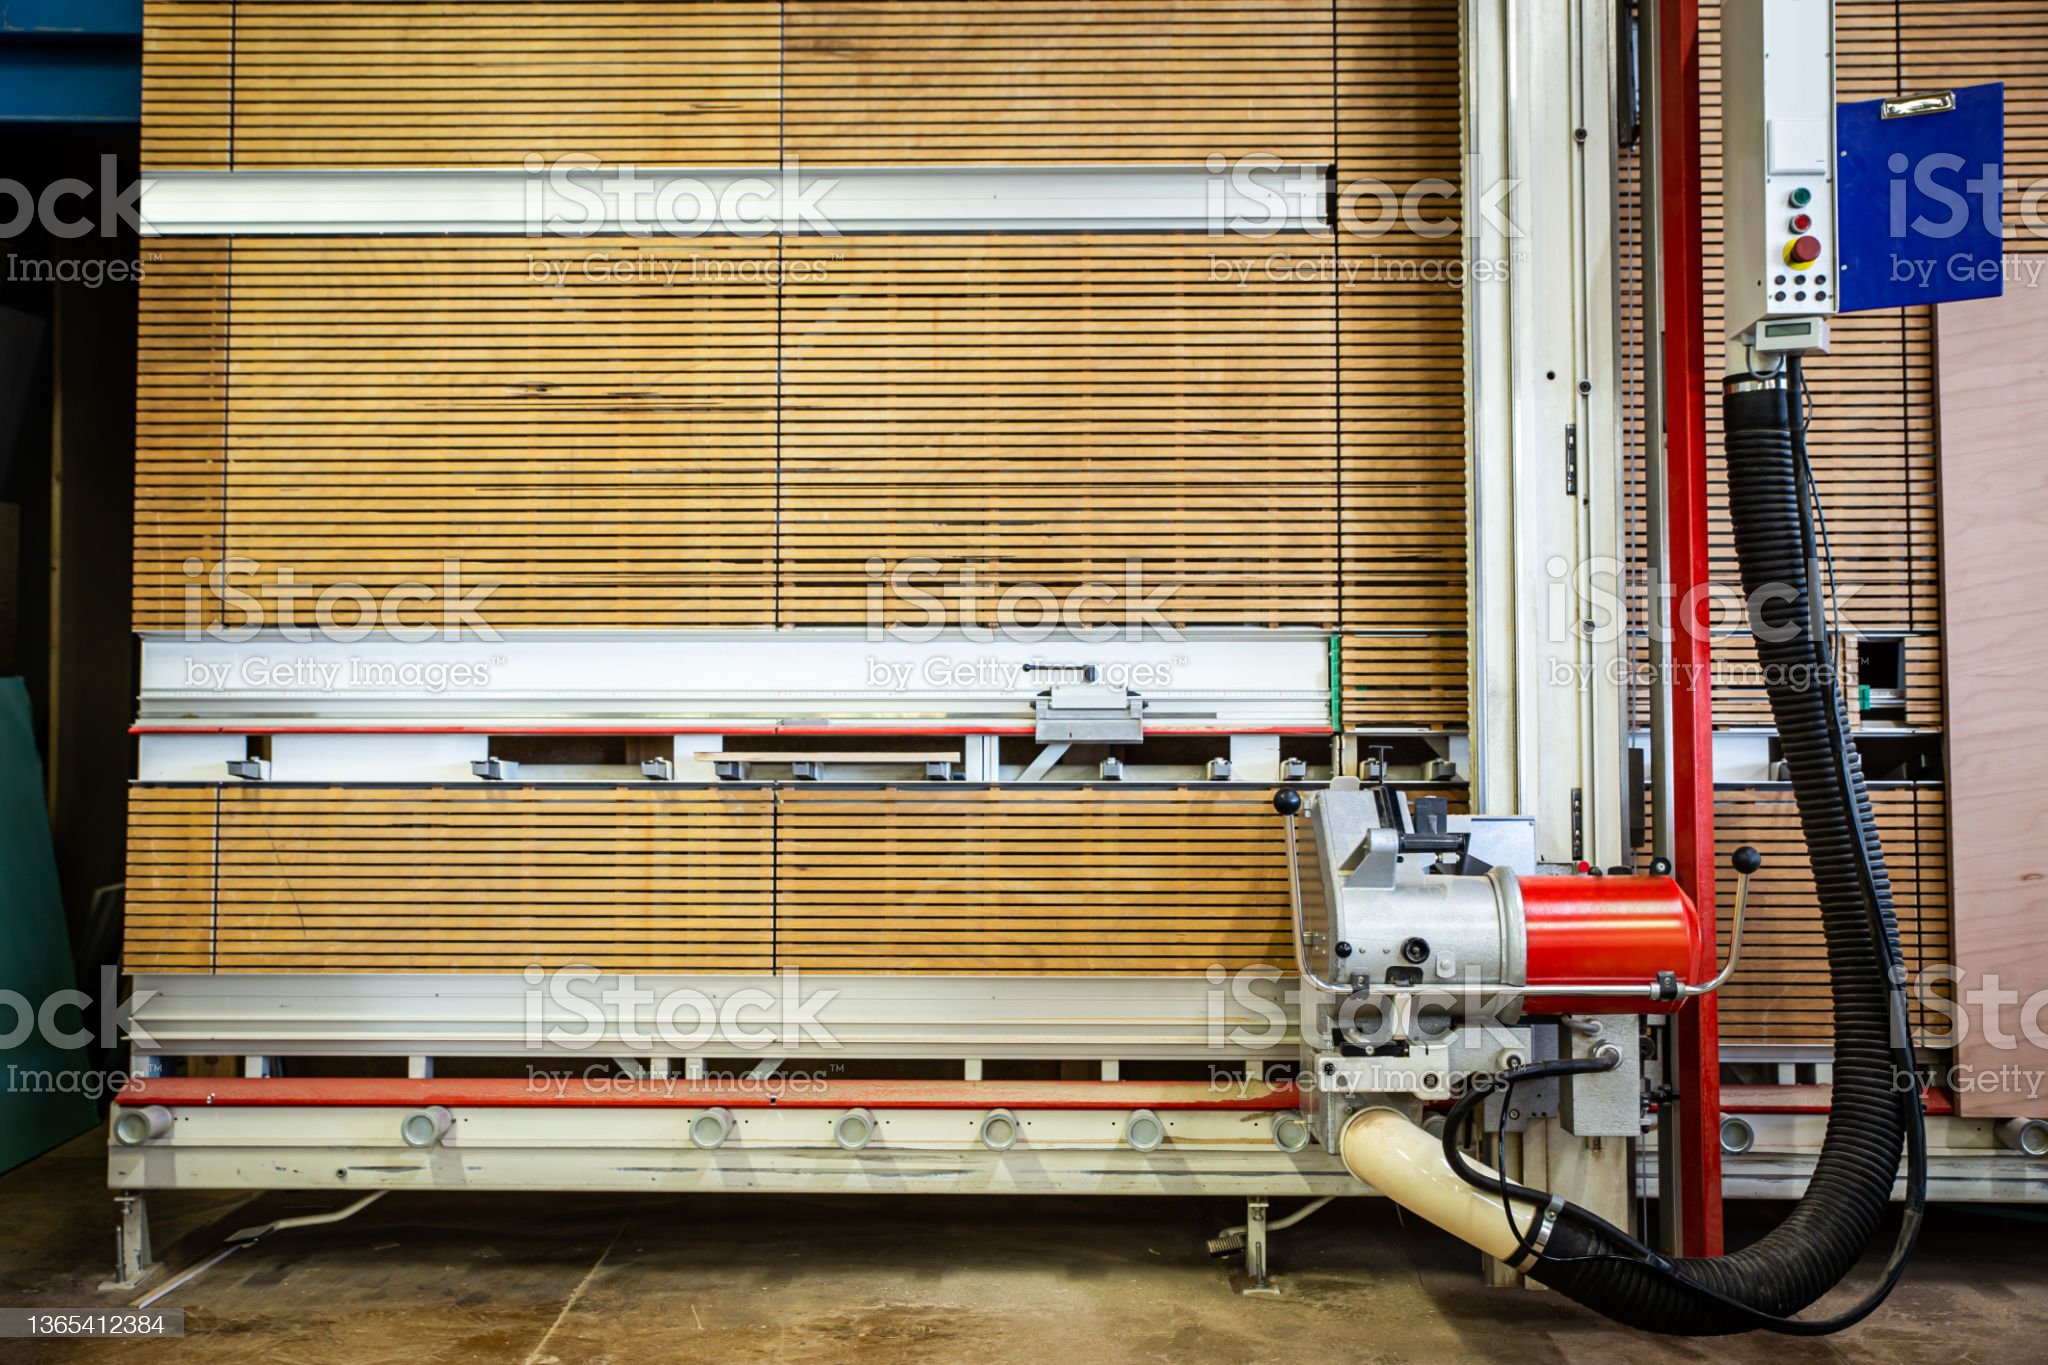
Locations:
5;1132;2046;1363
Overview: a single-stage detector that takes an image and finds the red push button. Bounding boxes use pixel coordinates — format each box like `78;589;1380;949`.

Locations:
1784;235;1823;267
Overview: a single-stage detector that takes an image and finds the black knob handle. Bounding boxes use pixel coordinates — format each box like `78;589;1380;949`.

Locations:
1272;789;1302;816
1731;845;1762;876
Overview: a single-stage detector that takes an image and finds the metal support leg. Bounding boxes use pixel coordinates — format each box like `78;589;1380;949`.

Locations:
1243;1197;1275;1293
100;1193;160;1292
1016;742;1069;782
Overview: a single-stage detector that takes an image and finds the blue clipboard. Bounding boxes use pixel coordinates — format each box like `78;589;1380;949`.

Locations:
1836;83;2004;313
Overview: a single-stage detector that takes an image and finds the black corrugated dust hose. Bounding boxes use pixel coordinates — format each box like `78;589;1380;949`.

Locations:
1439;356;1928;1335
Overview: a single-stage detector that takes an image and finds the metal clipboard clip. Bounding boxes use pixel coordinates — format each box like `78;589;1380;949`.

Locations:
1882;91;1956;120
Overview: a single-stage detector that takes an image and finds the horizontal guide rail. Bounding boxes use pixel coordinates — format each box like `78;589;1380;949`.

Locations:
139;165;1331;236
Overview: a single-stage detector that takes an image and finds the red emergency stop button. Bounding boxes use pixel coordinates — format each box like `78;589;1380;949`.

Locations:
1784;235;1823;267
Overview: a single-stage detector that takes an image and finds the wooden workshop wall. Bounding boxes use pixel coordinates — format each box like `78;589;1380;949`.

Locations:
133;0;1471;729
1669;1;2048;1044
124;784;1293;975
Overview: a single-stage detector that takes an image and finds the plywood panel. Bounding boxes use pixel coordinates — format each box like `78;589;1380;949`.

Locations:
784;0;1335;164
1937;286;2048;1116
144;1;782;169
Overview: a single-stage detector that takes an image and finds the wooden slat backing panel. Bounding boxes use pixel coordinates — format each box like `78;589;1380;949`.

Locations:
1712;786;1951;1045
1900;0;2048;242
1335;0;1462;227
125;789;220;973
1337;0;1468;728
782;1;1335;163
137;230;1490;642
163;237;782;630
1333;255;1467;723
781;236;1338;626
124;784;1296;976
1335;259;1465;636
757;786;1286;974
145;1;782;169
1339;633;1467;731
135;3;1477;725
1707;629;1943;733
148;0;1348;170
123;786;778;972
142;1;231;170
135;240;227;628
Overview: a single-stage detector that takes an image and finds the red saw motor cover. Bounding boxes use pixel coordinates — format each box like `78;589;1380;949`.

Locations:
1519;874;1710;1015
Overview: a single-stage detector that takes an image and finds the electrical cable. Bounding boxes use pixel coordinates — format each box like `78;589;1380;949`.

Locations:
1795;358;1845;669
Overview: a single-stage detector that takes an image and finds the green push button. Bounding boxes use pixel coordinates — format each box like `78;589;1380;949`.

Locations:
1789;186;1814;208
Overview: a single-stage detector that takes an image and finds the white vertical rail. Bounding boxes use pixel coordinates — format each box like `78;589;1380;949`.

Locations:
1466;0;1520;817
1467;0;1628;864
1578;0;1630;868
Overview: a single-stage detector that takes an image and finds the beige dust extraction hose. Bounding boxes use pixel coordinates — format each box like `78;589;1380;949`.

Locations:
1339;1108;1543;1263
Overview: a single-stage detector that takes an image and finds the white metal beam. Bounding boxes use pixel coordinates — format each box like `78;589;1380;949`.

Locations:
126;973;1302;1062
134;628;1333;735
138;164;1330;236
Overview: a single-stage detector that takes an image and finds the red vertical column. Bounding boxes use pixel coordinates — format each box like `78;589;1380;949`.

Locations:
1657;0;1723;1257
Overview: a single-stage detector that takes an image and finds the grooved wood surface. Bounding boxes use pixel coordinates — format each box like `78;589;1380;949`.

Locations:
234;238;774;627
126;785;777;972
775;787;1294;972
783;1;1337;164
779;236;1339;627
145;0;1344;169
123;784;1294;976
1336;0;1468;730
145;1;783;169
1710;785;1951;1046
